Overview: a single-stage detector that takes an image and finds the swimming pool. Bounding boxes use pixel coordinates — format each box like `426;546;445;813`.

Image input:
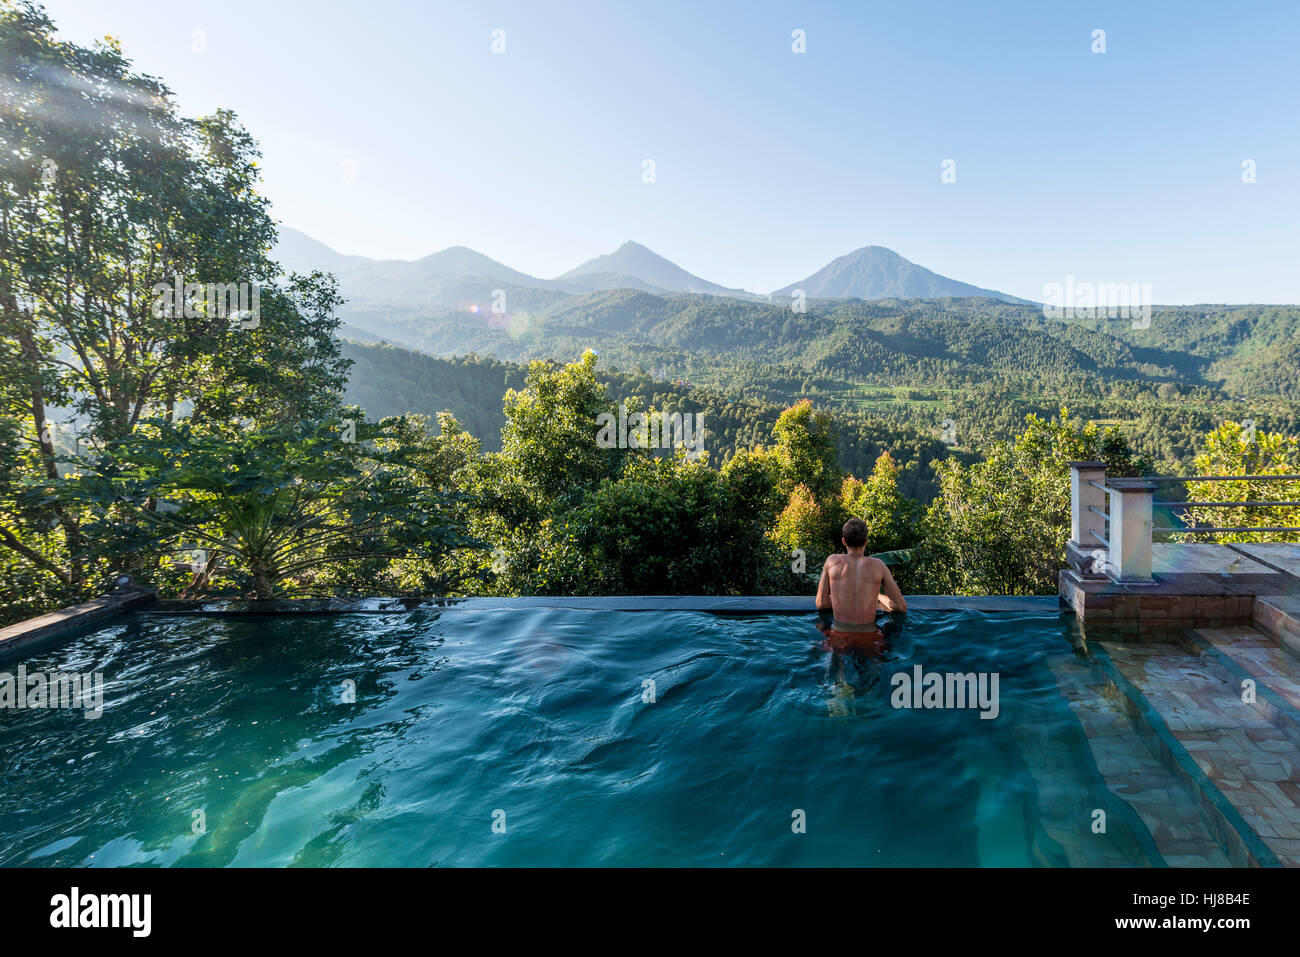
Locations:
0;607;1237;866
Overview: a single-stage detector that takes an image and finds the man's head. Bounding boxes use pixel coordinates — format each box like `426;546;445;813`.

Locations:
841;517;868;552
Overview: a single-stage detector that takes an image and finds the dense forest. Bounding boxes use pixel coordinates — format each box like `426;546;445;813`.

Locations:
343;319;1299;486
334;280;1300;473
342;342;963;502
2;2;1298;627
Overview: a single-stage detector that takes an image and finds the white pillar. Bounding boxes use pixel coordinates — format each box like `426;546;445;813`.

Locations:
1108;478;1154;582
1068;461;1108;550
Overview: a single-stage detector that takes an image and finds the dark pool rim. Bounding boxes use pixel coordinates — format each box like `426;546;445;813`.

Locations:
138;594;1068;616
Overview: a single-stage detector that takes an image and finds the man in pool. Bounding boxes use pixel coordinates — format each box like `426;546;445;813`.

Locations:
815;517;907;653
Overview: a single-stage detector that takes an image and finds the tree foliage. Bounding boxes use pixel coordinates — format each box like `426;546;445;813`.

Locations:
1180;421;1300;543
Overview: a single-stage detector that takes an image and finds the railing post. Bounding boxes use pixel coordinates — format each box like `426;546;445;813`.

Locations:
1108;478;1155;582
1069;461;1108;551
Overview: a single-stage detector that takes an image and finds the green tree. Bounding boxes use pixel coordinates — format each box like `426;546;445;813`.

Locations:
920;410;1143;595
1182;421;1300;543
516;452;783;595
839;451;922;556
771;399;840;501
771;483;826;561
0;2;350;612
486;349;628;524
59;415;467;599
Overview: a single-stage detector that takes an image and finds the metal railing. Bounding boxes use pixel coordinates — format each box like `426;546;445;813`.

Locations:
1145;475;1300;535
1068;462;1299;583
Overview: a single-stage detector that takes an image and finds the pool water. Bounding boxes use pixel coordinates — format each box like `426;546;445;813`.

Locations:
0;608;1221;866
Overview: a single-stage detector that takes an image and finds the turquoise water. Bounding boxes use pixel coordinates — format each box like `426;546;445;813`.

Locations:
0;608;1189;866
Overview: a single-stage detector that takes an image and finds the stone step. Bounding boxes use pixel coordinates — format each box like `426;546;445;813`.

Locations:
1097;633;1300;866
1253;595;1300;660
1195;625;1300;729
1042;651;1231;866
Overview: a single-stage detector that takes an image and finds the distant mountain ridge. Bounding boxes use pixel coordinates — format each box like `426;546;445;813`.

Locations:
273;227;1020;305
557;241;748;296
774;246;1023;303
274;227;557;292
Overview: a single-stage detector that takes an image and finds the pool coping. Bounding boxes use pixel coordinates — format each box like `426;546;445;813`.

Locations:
139;594;1067;615
0;587;156;659
0;593;1069;653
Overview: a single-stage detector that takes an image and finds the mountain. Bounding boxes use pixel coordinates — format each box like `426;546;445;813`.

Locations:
408;245;549;287
274;229;748;300
274;228;1027;308
773;246;1022;302
275;227;546;285
273;226;572;313
274;226;366;273
556;241;749;296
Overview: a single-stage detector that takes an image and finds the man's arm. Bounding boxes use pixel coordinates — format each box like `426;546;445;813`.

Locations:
816;559;832;612
877;562;908;613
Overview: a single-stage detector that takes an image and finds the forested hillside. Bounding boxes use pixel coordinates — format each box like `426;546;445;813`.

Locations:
342;288;1300;480
342;341;961;501
337;290;1300;396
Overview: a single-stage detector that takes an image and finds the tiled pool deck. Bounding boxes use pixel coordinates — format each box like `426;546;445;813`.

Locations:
1020;638;1234;866
1094;632;1300;867
1061;543;1300;866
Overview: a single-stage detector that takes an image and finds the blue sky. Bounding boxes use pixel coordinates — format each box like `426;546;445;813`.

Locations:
36;0;1300;302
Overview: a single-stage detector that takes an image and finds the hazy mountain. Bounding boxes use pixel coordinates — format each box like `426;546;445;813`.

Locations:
273;227;572;312
556;241;749;296
273;228;1031;313
274;229;748;299
408;245;549;287
274;226;365;273
275;227;545;286
773;246;1022;302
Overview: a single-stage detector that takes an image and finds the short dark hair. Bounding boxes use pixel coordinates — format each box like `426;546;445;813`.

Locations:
842;517;868;549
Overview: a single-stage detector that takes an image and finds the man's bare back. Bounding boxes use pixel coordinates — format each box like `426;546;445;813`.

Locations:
816;552;907;626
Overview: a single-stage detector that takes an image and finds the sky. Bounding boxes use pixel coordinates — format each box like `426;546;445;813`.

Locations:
33;0;1300;303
